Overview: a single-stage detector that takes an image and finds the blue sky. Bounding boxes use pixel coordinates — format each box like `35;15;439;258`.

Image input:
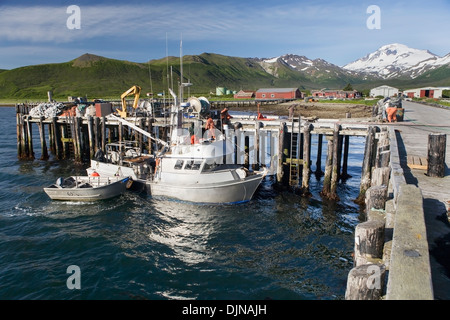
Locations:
1;0;449;69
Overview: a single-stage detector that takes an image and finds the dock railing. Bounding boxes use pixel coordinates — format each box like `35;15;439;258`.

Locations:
345;127;434;300
385;127;433;300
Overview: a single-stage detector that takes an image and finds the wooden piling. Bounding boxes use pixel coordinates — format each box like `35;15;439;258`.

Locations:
25;117;34;160
354;219;385;268
365;185;388;217
94;117;99;152
276;122;286;185
329;123;340;201
320;135;334;198
301;122;312;196
101;116;106;153
315;134;324;176
52;117;62;160
356;126;376;204
371;167;390;187
38;116;49;160
16;109;23;159
345;263;386;300
427;133;446;178
87;116;94;159
74;117;83;163
341;135;350;179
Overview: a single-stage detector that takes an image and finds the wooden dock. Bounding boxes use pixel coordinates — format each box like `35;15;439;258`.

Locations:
15;102;379;201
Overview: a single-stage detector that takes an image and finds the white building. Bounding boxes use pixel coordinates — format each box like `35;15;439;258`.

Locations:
403;87;450;99
370;85;399;98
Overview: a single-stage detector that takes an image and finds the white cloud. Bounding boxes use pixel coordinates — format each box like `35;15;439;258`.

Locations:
0;1;449;69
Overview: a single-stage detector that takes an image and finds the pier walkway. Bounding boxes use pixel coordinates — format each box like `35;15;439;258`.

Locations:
392;100;450;300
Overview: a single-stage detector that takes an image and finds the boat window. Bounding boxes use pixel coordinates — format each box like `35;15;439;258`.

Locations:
185;160;202;170
174;160;184;170
202;162;217;171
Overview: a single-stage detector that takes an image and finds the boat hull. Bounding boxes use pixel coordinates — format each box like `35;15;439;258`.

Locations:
44;177;130;201
147;173;264;204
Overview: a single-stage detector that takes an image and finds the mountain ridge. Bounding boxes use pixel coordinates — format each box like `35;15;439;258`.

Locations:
0;43;449;100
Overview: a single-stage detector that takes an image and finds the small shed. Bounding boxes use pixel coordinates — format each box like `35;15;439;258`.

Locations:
370;85;399;98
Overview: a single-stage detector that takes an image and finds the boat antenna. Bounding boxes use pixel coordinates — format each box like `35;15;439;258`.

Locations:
180;33;183;103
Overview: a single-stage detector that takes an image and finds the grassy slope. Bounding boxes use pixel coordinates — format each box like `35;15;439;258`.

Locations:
0;53;448;100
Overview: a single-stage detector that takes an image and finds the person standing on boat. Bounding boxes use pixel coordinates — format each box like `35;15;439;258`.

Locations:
205;116;216;140
220;107;233;130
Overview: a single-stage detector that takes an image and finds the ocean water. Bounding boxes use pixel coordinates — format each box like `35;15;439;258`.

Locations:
0;107;365;300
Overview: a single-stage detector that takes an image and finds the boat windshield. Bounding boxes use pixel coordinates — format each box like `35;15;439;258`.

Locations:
185;160;202;170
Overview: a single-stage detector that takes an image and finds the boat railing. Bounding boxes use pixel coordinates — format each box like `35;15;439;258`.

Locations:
74;175;123;187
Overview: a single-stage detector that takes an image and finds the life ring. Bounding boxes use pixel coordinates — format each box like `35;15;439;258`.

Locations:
91;171;100;177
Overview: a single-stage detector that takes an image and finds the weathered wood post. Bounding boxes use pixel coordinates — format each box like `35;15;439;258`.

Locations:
25;116;34;160
101;116;106;153
315;134;323;176
354;219;385;266
341;135;350;179
94;116;100;152
345;264;386;300
356;126;376;204
38;116;49;160
74;117;82;163
329;122;340;201
365;185;388;217
371;167;390;187
301;122;311;196
87;116;94;159
276;122;286;184
48;122;54;155
427;133;446;178
52;117;62;160
16;108;23;159
320;135;334;198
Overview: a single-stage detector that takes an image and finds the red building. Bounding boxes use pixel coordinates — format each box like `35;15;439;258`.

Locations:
233;90;255;99
255;88;302;100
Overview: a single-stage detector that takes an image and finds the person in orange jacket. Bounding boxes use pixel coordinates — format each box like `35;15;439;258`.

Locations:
220;108;232;127
205;116;216;140
386;104;397;122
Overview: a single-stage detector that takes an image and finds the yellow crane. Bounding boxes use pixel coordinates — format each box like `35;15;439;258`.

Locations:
117;85;141;118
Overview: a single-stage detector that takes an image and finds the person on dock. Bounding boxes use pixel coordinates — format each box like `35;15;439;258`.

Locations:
256;102;267;120
205;116;216;140
386;102;398;123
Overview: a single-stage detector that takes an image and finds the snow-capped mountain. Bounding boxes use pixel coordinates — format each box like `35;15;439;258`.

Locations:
257;54;359;79
253;43;449;83
343;43;447;79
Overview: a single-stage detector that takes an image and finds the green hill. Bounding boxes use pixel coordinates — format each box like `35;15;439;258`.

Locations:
0;52;448;101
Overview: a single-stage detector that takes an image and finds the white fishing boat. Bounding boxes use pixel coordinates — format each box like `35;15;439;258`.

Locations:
44;175;131;201
86;41;267;204
149;136;268;204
